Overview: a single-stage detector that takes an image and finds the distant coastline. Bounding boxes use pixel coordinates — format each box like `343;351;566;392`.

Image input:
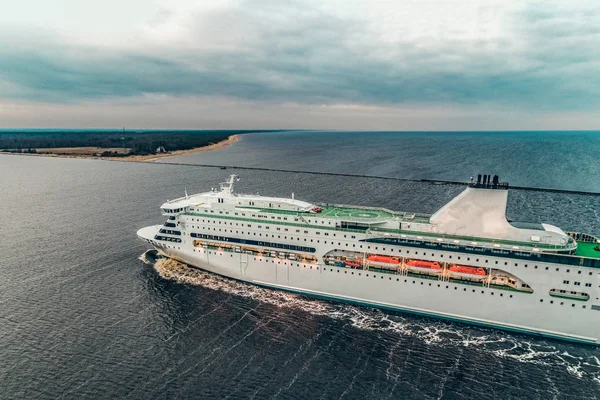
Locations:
123;134;241;162
0;133;242;162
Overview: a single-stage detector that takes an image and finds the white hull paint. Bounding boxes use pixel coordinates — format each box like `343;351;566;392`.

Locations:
145;236;600;345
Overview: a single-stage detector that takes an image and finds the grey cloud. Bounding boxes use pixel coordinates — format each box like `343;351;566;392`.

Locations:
0;2;599;111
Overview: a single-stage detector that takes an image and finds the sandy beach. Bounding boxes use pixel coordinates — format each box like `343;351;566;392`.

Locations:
124;134;241;162
0;134;241;162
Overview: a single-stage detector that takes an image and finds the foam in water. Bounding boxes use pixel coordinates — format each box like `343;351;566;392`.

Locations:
142;251;600;383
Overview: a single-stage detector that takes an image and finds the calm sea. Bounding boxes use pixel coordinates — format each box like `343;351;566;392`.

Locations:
162;131;600;193
1;131;599;399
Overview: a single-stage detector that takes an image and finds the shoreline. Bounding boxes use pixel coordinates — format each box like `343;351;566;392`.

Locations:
0;134;241;162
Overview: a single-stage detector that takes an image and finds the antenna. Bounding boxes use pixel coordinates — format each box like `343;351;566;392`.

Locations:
185;187;188;199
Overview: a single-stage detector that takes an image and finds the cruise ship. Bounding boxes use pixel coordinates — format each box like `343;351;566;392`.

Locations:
137;175;600;344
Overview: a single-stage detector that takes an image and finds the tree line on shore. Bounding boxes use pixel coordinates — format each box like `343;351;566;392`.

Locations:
0;130;252;156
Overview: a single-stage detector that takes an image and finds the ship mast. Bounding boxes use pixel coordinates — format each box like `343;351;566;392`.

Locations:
219;174;239;196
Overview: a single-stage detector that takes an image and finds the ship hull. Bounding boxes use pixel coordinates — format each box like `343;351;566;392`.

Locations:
141;234;600;345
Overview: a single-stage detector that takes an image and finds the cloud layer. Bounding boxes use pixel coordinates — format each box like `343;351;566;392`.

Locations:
0;0;599;128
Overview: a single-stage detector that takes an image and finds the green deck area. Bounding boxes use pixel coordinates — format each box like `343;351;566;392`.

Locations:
250;204;422;222
575;242;600;259
318;206;396;220
247;205;398;220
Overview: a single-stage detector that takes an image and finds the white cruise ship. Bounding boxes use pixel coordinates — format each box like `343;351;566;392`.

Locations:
138;175;600;344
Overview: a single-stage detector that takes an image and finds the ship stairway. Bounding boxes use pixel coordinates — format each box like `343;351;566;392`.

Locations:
298;215;311;226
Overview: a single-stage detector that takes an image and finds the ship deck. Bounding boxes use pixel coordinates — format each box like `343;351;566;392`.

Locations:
319;206;395;220
250;204;430;223
575;242;600;259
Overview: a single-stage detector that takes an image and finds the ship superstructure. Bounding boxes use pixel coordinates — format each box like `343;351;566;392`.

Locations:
138;175;600;344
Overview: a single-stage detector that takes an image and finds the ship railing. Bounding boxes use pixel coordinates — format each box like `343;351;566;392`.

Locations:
317;202;407;217
367;227;578;253
568;232;600;244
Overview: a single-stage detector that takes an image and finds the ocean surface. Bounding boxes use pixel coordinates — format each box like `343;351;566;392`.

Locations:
162;131;600;193
1;131;600;399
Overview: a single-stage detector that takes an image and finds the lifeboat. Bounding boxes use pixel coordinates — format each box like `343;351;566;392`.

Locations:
448;265;487;281
406;259;442;275
311;207;323;213
367;255;400;270
343;259;362;268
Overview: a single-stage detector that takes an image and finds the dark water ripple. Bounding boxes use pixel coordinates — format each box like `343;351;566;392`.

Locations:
1;131;600;399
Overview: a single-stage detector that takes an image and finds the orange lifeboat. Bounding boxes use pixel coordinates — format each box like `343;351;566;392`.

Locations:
343;259;362;268
406;259;442;275
448;265;487;281
366;255;400;270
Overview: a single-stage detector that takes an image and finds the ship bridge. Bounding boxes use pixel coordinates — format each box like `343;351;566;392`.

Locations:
160;175;316;215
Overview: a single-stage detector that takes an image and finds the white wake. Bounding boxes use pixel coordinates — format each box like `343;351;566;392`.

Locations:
141;251;600;383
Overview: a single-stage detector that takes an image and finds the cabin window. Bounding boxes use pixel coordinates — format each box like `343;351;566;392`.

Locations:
563;280;569;284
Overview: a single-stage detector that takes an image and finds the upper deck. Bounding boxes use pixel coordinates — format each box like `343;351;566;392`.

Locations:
247;203;429;224
162;175;599;260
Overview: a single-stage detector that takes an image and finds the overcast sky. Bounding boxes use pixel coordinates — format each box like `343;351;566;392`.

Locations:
0;0;599;130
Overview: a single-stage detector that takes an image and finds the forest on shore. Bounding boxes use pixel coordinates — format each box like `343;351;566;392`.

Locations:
0;130;268;156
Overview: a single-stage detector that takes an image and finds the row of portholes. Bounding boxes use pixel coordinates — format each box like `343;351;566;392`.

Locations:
195;250;317;268
539;298;588;309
